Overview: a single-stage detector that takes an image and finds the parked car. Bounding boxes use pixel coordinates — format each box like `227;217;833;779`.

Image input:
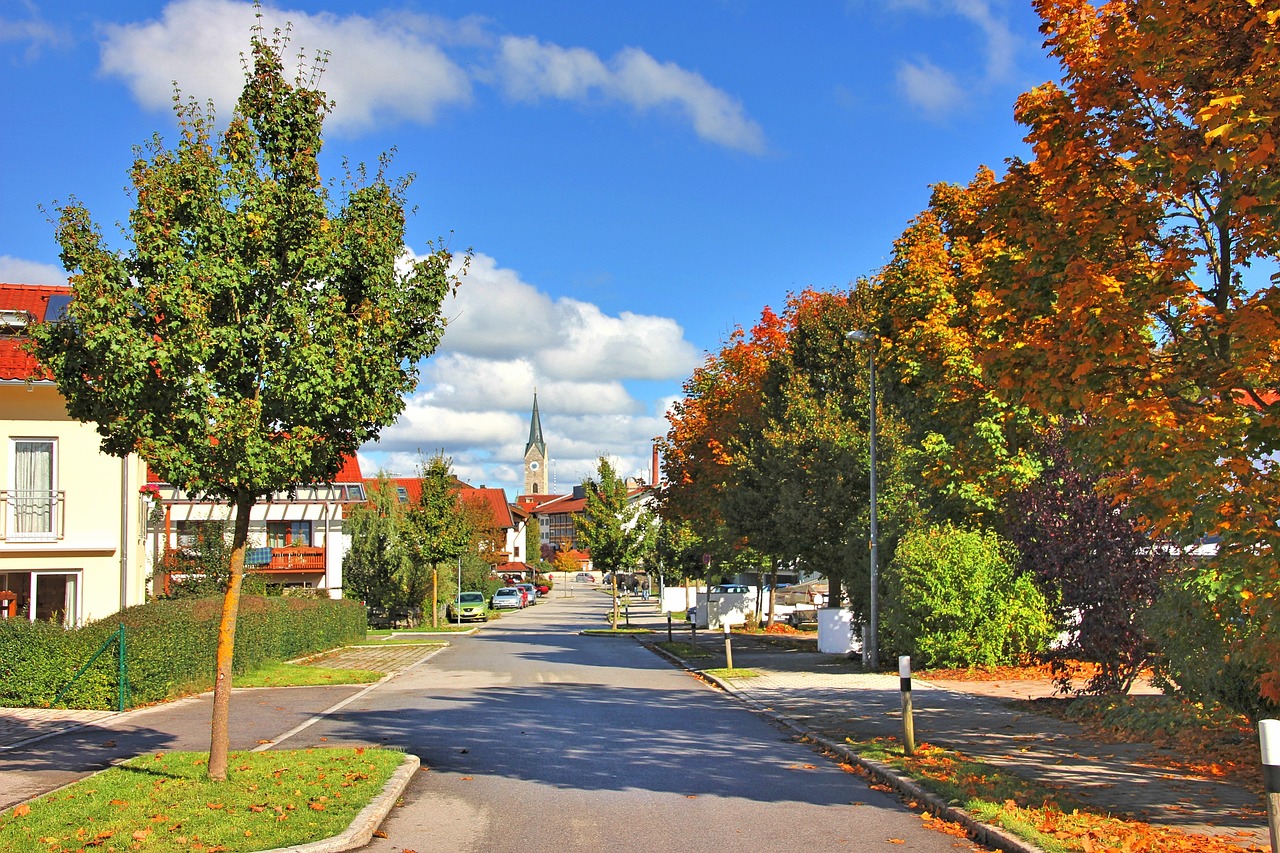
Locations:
711;584;750;594
534;579;551;595
515;583;538;605
574;572;593;583
446;591;488;623
491;587;523;610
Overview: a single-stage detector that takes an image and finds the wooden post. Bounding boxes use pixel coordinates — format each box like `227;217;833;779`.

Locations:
723;621;734;670
1260;719;1280;851
900;655;916;756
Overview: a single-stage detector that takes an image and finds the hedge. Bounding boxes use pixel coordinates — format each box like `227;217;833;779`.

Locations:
0;596;366;710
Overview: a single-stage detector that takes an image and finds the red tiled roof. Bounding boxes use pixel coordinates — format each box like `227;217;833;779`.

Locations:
529;493;587;515
149;453;363;489
362;476;520;531
461;486;515;528
334;454;364;483
0;283;68;381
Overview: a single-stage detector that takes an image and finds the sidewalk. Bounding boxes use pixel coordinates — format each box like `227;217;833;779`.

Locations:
626;600;1269;851
0;643;445;814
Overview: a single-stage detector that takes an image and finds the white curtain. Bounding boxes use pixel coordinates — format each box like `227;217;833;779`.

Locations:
14;440;53;534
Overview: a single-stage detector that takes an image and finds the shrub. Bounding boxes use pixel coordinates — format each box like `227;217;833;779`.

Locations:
0;596;365;710
882;524;1056;669
1143;573;1278;722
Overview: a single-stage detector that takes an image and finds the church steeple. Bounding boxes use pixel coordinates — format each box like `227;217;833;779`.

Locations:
526;393;546;457
523;393;548;495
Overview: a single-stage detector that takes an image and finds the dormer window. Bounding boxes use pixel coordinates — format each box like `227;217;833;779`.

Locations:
0;310;34;336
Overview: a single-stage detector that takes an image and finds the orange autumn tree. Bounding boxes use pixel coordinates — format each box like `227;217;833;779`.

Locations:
727;287;914;621
979;1;1280;701
872;171;1047;526
659;305;787;547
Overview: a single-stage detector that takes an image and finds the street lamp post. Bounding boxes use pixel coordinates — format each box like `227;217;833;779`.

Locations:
845;329;879;670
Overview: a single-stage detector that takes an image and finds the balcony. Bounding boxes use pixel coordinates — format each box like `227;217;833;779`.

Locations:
246;545;326;572
1;489;65;542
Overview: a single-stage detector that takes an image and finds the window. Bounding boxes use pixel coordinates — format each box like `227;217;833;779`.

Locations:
174;520;225;550
267;521;312;548
9;439;56;540
396;486;409;504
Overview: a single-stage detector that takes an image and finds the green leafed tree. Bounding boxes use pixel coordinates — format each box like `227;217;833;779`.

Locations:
343;474;413;610
577;457;651;620
29;27;463;780
404;453;475;621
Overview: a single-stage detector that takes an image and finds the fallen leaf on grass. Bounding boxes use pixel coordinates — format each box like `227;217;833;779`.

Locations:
12;804;30;817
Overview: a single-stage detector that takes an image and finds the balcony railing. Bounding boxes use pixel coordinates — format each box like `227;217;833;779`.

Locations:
246;545;326;572
1;489;66;542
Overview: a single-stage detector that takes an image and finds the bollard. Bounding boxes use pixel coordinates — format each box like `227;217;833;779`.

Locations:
667;614;673;643
900;655;916;756
723;621;734;670
1261;719;1280;851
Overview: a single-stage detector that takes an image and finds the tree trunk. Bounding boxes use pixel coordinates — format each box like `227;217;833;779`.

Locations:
208;493;254;782
765;562;779;628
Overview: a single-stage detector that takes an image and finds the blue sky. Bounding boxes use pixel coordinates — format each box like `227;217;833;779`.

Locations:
1;0;1060;497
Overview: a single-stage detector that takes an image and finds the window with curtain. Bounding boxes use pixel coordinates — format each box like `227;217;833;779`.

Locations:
267;520;312;548
13;439;54;536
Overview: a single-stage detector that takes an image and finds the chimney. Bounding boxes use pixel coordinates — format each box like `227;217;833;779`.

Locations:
651;441;660;487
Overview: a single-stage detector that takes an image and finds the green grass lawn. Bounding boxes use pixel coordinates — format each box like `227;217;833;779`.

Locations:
0;748;405;853
703;667;760;679
234;662;383;689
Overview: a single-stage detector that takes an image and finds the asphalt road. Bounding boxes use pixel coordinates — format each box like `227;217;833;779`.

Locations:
279;591;984;853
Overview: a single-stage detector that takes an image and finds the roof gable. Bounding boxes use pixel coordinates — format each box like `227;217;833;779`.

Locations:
0;283;68;381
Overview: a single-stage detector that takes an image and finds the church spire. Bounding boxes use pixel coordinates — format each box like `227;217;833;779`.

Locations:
523;393;549;495
526;392;546;457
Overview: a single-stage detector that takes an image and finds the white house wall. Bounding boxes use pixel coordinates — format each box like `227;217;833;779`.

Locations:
1;383;148;625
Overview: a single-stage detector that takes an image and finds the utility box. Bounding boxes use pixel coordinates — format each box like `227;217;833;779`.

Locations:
818;608;857;654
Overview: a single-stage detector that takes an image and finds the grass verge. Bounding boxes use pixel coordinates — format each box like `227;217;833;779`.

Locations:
703;667;759;679
234;662;383;689
0;748;404;853
365;624;479;636
843;736;1265;853
654;641;713;659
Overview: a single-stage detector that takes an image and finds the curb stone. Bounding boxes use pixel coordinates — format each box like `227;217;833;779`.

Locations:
643;641;1044;853
261;753;419;853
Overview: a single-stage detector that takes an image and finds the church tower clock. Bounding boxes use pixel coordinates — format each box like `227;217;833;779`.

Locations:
523;394;548;495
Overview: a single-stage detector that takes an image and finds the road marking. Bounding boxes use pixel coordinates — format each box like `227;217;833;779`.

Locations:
253;645;446;752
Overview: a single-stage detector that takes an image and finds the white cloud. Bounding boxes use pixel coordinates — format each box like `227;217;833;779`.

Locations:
0;4;68;58
362;252;697;496
497;35;766;154
890;0;1022;119
96;2;763;151
440;252;699;382
98;0;472;134
953;0;1016;82
897;58;966;116
0;256;67;286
